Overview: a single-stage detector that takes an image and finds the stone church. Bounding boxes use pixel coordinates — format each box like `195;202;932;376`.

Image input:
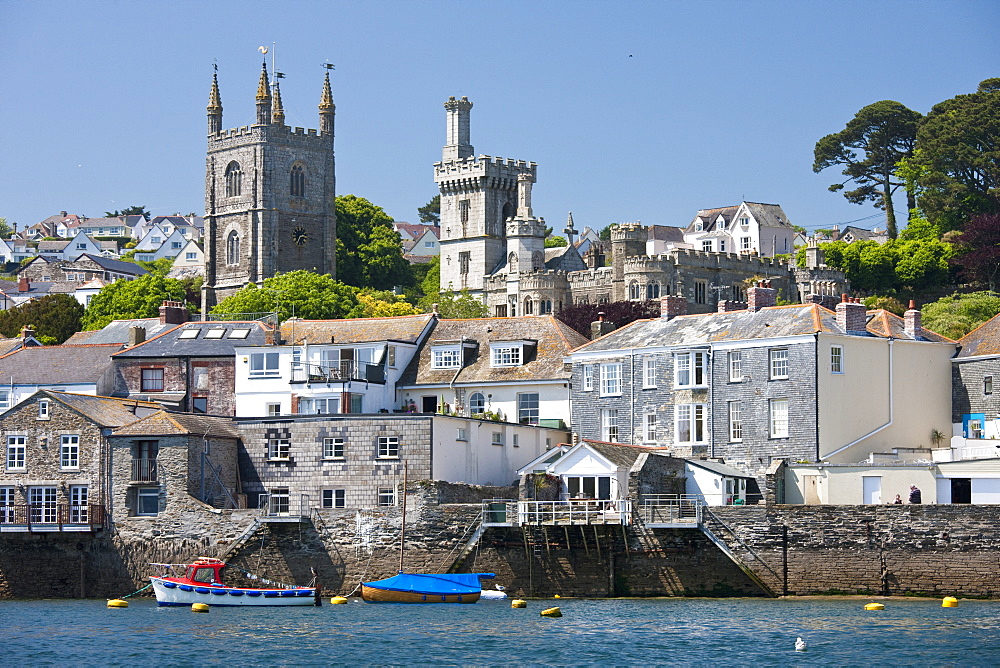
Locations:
434;97;848;316
201;63;338;310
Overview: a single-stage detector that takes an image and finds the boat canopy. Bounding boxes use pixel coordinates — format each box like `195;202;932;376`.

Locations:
364;572;495;595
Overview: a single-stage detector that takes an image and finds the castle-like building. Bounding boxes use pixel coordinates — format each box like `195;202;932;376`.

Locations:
202;64;337;309
434;97;848;315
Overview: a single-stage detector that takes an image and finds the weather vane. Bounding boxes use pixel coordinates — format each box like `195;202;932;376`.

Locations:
323;61;335;71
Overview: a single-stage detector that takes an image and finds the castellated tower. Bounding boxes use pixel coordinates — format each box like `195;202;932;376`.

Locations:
434;96;536;298
505;174;546;274
202;64;337;311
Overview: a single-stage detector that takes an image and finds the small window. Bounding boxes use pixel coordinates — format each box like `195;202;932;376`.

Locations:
431;346;462;369
322;489;346;509
323;438;345;459
769;349;789;380
250;352;280;377
6;436;26;470
0;391;9;409
377;437;399;458
675;352;707;388
512;434;519;447
457;428;467;441
491;344;523;367
694;280;707;304
136;487;159;516
378;487;396;507
985;376;994;396
266;403;281;417
675;404;707;444
583;365;594;392
171;242;182;249
728;401;742;442
770;399;789;438
204;328;226;339
643;357;657;388
387;346;397;368
185;252;197;261
517;393;539;425
178;329;200;339
600;363;622;396
831;346;844;374
229;328;251;339
702;240;712;252
644;412;657;442
491;432;504;445
728;351;742;382
267;438;290;461
141;368;164;392
192;397;208;414
38;400;50;419
601;409;618;442
60;435;80;469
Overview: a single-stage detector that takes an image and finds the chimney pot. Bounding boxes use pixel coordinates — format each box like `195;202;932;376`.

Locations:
905;302;922;339
159;300;188;325
837;299;868;334
747;284;777;312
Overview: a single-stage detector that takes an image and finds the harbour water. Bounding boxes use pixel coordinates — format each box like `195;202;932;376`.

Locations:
4;596;1000;665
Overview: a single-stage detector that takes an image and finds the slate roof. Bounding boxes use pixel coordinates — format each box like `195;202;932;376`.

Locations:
684;202;792;235
685;458;755;478
685;206;738;234
648;225;686;242
742;202;793;229
573;304;951;354
956;313;1000;358
64;317;173;345
581;440;668;468
279;313;435;346
544;245;587;271
37;240;71;253
78;254;147;276
43;391;161;427
114;320;271;358
0;343;122;384
0;339;26;357
399;316;589;386
111;410;240;438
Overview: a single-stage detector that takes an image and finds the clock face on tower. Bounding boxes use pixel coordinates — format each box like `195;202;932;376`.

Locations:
291;226;308;246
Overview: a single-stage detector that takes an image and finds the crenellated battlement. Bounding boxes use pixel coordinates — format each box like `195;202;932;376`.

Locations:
434;155;537;182
610;222;646;242
507;219;546;237
631;248;791;273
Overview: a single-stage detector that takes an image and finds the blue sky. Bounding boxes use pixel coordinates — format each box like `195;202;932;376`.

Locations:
1;0;996;235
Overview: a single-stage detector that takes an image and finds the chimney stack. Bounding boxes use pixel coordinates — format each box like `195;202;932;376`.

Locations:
18;277;29;293
659;295;688;320
590;312;617;340
159;300;188;325
747;280;777;312
836;294;868;334
904;300;922;339
717;300;747;313
127;326;146;347
20;326;34;341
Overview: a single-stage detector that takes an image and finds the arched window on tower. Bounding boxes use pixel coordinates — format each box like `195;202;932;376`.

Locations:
226;231;240;265
290;164;305;197
524;298;533;315
629;281;640;300
646;282;660;299
532;251;544;271
225;162;242;198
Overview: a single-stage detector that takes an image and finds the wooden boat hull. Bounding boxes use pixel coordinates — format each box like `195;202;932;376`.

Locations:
361;583;481;604
151;577;316;607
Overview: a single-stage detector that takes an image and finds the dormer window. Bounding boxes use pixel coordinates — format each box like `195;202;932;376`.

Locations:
491;343;523;367
431;346;462;369
694;222;703;232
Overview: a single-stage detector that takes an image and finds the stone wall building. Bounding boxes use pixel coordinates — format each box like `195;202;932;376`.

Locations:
201;64;337;309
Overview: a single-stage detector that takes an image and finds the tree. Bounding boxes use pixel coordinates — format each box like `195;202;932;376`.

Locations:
211;270;364;322
813;101;922;239
952;213;1000;290
901;80;1000;231
0;217;13;239
82;274;191;330
598;225;613;241
105;205;151;221
417;195;440;225
425;290;488;319
0;294;84;344
545;235;568;248
336;195;413;290
555;300;660;338
358;290;421;318
921;291;1000;340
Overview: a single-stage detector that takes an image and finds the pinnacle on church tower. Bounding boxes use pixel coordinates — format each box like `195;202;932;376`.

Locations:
255;62;272;125
319;71;335;135
272;79;285;126
443;96;474;160
207;71;223;135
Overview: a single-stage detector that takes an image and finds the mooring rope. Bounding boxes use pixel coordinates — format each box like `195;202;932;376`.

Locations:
112;581;153;600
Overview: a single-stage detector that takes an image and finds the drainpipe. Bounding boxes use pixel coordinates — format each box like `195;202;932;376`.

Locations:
822;338;894;460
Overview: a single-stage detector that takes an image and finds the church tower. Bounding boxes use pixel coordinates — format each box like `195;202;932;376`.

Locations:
202;63;337;310
434;96;536;300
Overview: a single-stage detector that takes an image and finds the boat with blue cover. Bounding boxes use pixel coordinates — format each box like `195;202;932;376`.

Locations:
149;557;317;607
361;571;496;603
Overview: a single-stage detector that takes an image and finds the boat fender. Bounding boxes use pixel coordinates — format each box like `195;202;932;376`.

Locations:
107;599;128;608
162;582;177;589
942;596;959;607
864;602;885;611
330;596;349;604
540;606;562;617
511;599;527;608
192;603;210;613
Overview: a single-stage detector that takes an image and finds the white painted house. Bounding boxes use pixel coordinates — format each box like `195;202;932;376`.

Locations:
683;201;796;257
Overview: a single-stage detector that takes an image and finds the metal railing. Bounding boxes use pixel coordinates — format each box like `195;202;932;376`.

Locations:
517;499;632;526
290;361;383;384
0;504;106;531
481;499;518;526
640;494;703;525
131;458;157;482
257;493;311;518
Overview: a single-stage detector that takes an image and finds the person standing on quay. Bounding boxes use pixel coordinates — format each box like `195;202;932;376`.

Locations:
909;485;922;504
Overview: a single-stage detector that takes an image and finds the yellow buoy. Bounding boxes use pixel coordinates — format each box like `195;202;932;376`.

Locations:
330;596;349;605
942;596;959;607
107;599;128;608
864;602;885;610
192;603;210;613
540;606;562;617
511;599;527;608
553;594;561;598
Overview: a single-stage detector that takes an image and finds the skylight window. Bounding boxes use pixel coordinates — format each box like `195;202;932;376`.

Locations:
229;328;251;339
178;329;200;339
204;329;226;339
